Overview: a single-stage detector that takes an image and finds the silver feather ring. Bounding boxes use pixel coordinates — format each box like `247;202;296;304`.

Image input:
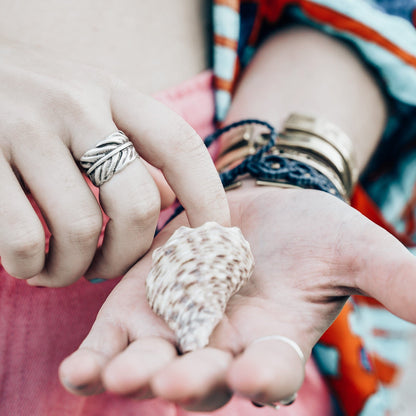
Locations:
79;130;139;186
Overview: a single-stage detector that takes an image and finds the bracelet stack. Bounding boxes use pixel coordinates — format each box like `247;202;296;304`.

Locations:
162;113;357;229
212;114;358;202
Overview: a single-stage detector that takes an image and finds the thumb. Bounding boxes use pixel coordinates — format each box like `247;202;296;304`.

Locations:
351;215;416;323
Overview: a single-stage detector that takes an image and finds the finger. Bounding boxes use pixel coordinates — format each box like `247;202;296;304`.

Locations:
59;315;128;396
86;159;160;279
350;216;416;323
110;82;231;228
102;337;177;397
151;348;233;412
70;125;161;280
9;135;102;287
0;152;45;278
227;336;306;405
60;248;177;396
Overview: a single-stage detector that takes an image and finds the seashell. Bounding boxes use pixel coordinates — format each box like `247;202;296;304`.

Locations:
146;221;254;353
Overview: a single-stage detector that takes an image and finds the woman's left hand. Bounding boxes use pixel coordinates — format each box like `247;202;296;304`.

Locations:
59;181;416;411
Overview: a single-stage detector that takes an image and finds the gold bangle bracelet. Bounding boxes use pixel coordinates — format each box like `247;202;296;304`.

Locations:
271;147;348;199
275;133;350;193
282;113;358;194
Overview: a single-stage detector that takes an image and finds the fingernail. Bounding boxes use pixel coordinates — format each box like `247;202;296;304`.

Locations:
63;379;89;391
251;401;280;410
280;393;297;406
88;278;106;284
63;379;104;395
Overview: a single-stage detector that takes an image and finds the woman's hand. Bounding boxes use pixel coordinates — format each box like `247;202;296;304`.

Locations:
58;182;416;410
0;39;229;287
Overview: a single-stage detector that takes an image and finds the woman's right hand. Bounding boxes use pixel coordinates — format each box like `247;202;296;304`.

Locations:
0;39;230;287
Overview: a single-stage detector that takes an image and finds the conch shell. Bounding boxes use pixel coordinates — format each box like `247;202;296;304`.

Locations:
146;222;254;353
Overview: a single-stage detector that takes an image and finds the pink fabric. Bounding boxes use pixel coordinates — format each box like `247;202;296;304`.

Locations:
0;71;333;416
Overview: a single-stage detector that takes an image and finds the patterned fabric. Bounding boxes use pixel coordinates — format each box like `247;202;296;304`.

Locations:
212;1;416;415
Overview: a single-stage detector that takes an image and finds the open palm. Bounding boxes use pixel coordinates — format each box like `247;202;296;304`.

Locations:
59;183;416;412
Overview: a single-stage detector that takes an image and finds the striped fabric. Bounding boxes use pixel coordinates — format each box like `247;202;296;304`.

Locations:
212;1;416;415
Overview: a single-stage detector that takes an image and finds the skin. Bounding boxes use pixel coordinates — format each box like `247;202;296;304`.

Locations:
0;0;210;94
58;26;408;412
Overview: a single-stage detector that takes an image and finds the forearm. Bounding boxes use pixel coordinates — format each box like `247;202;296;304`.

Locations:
223;25;388;174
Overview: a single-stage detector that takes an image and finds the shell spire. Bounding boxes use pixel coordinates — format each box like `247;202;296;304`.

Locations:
146;222;254;353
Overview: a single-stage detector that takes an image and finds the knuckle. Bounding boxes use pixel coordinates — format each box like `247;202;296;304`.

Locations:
123;186;160;227
176;130;206;159
159;121;205;162
55;86;84;111
6;227;44;261
2;262;40;280
5;117;54;162
66;212;103;246
51;87;90;120
44;83;108;128
5;117;42;140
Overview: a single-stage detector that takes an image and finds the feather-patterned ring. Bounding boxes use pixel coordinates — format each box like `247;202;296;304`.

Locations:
79;130;139;186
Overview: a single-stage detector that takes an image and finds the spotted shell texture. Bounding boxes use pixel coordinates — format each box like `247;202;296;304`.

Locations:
146;222;254;353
